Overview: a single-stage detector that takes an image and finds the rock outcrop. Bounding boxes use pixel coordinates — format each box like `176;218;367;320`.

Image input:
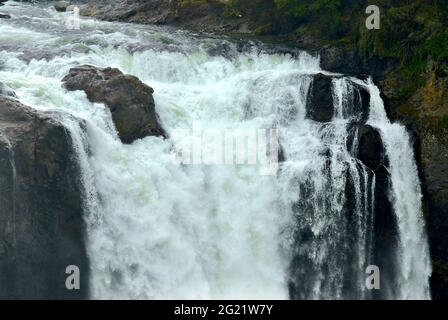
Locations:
54;1;71;12
0;94;89;299
306;73;334;122
79;0;245;34
291;72;397;299
62;65;165;144
306;74;370;123
384;60;448;299
348;124;388;172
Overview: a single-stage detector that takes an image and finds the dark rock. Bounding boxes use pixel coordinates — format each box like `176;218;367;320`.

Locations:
319;46;362;77
306;73;334;122
0;96;89;299
80;0;245;34
319;46;399;82
306;74;369;123
62;65;165;143
348;124;388;171
346;124;397;299
419;128;448;299
371;163;400;299
382;60;448;299
345;81;370;122
54;1;71;12
0;13;10;19
0;82;16;98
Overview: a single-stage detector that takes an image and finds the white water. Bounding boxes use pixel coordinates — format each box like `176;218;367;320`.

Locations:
365;81;432;299
0;2;431;299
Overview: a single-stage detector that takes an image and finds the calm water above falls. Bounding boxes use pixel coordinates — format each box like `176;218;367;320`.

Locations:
0;2;431;299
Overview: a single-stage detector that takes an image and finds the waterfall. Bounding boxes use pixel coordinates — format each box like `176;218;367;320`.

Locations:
366;81;432;299
0;1;431;299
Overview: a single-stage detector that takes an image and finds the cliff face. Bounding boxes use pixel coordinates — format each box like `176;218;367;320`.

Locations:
0;94;89;299
384;61;448;299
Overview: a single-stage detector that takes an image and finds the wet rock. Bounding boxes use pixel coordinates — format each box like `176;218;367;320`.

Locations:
66;5;77;12
347;124;388;171
62;65;165;143
419;128;448;299
305;74;369;123
0;82;16;98
345;81;370;123
319;46;362;77
383;60;448;299
371;163;400;299
0;13;10;19
351;124;398;299
319;45;399;82
54;1;70;12
80;0;245;33
306;73;334;122
0;96;89;299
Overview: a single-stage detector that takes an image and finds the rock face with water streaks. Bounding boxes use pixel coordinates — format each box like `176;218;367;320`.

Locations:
385;62;448;299
62;65;165;144
290;76;399;299
306;74;370;123
0;94;89;299
0;82;16;98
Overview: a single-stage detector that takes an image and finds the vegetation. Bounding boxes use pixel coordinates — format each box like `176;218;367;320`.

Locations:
220;0;448;100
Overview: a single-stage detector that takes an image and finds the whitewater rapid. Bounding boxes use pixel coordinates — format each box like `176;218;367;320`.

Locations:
0;1;431;299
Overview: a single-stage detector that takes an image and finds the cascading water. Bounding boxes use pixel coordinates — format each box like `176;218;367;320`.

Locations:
0;2;431;299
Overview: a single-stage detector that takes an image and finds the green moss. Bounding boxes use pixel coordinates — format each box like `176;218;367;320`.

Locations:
442;115;448;129
395;87;415;101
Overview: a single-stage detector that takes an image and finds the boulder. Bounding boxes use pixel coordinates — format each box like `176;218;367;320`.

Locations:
306;73;334;122
62;65;165;144
0;96;89;299
54;1;70;12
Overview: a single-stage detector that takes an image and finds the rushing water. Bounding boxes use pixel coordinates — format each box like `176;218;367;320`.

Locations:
0;1;431;299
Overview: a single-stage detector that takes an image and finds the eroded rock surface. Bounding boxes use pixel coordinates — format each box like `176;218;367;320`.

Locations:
62;65;165;143
0;95;89;299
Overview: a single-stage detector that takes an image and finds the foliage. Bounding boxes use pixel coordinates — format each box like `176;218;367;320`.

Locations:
220;0;448;79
